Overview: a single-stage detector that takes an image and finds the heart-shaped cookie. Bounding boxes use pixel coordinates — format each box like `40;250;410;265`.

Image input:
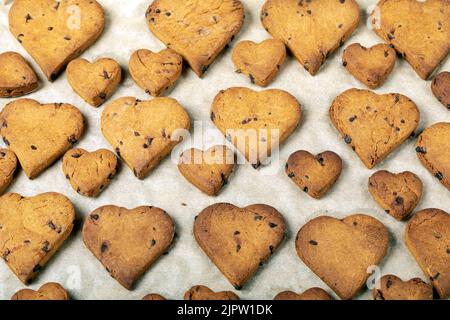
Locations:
261;0;360;75
101;97;190;179
62;148;119;197
11;282;69;300
194;203;286;289
178;145;235;196
372;275;433;300
0;51;38;98
83;205;175;290
431;72;450;110
368;170;423;220
0;99;85;179
342;43;396;89
274;287;333;300
66;58;122;107
416;122;450;190
211;87;301;168
0;192;75;284
405;208;450;299
329;88;420;169
9;0;105;81
371;0;449;80
0;149;17;195
296;214;389;300
231;39;286;87
129;48;182;97
285;150;342;199
184;285;240;300
142;293;166;300
146;0;244;77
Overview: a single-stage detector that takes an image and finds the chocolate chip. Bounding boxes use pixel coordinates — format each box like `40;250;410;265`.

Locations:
446;249;450;254
317;156;325;166
303;186;308;193
30;145;37;150
288;172;295;178
24;240;30;244
344;135;352;144
99;92;107;100
348;115;357;122
165;12;171;16
269;245;274;254
3;137;10;146
155;8;161;13
249;74;255;84
236;244;241;252
415;146;427;154
71;153;82;158
48;221;56;230
101;242;109;253
269;222;277;228
210;112;215;121
151;239;156;246
254;215;263;221
394;196;404;205
42;241;50;253
25;14;32;23
54;2;60;10
339;0;345;3
386;279;393;288
68;135;78;145
90;214;99;221
64;35;71;41
309;240;318;245
435;172;444;180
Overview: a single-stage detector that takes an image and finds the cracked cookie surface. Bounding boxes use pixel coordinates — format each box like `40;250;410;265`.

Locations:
0;51;38;98
184;285;240;300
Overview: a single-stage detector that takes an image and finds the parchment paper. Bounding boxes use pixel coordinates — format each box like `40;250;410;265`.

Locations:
0;0;449;300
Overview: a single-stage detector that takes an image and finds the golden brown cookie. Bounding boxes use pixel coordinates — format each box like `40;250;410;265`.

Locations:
83;205;175;290
0;51;38;98
372;275;433;300
368;170;423;221
0;99;85;179
62;148;119;197
211;87;301;168
0;149;17;195
416;122;450;190
194;203;286;289
66;58;122;107
371;0;449;80
231;39;286;87
146;0;244;77
342;43;396;89
11;282;69;300
184;285;240;300
178;145;235;196
142;293;166;300
101;97;190;179
286;150;342;199
9;0;105;81
0;192;75;284
274;287;333;300
261;0;360;75
329;88;420;169
129;48;182;97
405;208;450;299
296;214;389;300
431;71;450;110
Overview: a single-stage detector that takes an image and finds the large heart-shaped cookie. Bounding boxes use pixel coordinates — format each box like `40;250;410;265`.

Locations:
0;99;84;179
0;192;75;284
372;275;433;300
286;150;342;199
0;149;17;195
211;87;301;168
416;122;450;190
194;203;286;289
296;214;389;300
11;282;69;300
0;51;38;98
405;208;450;299
101;97;190;179
371;0;449;80
9;0;105;81
329;88;420;169
83;205;175;290
129;48;183;97
66;58;122;107
274;287;333;300
184;285;240;300
146;0;244;77
261;0;360;75
431;72;450;110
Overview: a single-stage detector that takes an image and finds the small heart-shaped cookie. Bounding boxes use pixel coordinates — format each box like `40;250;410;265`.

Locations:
0;51;38;97
232;39;286;87
211;87;301;168
11;282;69;300
372;275;433;300
274;287;333;300
296;214;389;300
342;43;396;89
66;58;122;107
416;122;450;190
129;48;182;97
146;0;244;77
286;150;342;199
83;205;175;290
0;99;85;179
184;285;240;300
330;88;420;169
178;145;234;196
405;208;450;299
0;149;17;195
371;0;449;80
62;148;119;197
142;293;166;300
0;192;75;283
431;72;450;111
101;97;190;179
194;203;286;289
9;0;105;81
261;0;360;75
